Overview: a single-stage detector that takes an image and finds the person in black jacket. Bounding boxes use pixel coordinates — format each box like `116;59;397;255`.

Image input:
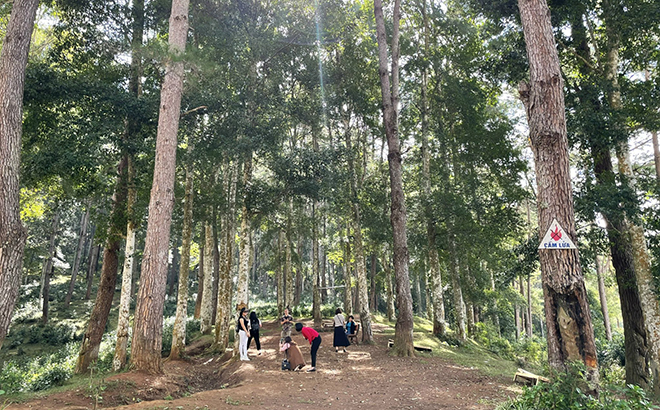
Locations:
247;311;262;355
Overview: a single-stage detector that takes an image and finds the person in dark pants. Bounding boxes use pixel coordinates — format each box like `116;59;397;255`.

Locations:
295;322;321;372
247;311;262;356
333;308;350;353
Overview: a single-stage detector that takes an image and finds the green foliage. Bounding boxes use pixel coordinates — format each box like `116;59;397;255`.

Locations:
596;333;626;385
0;343;77;393
473;323;544;366
161;317;201;356
497;363;658;410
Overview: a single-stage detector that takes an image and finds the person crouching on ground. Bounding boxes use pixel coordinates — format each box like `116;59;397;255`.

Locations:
295;322;321;372
280;336;305;371
238;307;250;361
333;308;350;353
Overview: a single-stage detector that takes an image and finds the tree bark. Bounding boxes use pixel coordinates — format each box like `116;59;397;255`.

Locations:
517;0;597;375
343;229;353;315
130;0;190;374
75;155;128;374
85;244;100;300
285;200;294;309
346;125;373;342
169;147;194;360
370;253;377;315
40;212;59;324
312;205;321;327
526;275;533;338
0;0;39;350
211;219;220;325
167;240;180;297
194;235;204;319
384;251;395;321
448;227;466;343
236;155;252;310
113;157;138;372
65;207;90;307
373;0;414;356
277;230;285;316
214;161;237;351
596;255;612;341
200;221;214;334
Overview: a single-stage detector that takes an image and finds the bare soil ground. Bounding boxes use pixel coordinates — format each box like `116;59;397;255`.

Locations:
8;320;517;409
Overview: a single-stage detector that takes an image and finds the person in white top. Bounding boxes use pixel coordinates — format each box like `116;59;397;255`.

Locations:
333;308;350;353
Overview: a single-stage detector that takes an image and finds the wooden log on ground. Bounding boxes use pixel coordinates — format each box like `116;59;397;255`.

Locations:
513;368;550;386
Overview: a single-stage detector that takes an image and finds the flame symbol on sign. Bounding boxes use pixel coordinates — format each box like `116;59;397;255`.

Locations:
551;226;562;241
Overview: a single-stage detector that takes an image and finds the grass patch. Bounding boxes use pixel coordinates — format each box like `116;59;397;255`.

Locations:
372;315;530;380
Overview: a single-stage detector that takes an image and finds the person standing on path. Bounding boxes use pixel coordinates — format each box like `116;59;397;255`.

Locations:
295;322;321;372
238;307;250;361
247;310;262;355
280;307;293;342
332;308;350;353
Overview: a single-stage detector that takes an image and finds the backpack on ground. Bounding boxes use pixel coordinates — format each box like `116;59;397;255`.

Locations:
281;359;291;371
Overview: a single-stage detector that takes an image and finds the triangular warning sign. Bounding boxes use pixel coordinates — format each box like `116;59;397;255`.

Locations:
538;219;577;250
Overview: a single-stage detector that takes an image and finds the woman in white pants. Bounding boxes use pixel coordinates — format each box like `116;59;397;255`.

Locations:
238;307;250;361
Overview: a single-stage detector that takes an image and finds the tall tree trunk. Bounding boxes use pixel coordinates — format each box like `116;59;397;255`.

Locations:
211;220;220;325
200;221;214;334
374;0;414;356
570;14;646;386
169;148;194;360
320;215;327;304
448;227;466;343
466;300;475;337
214;162;237;351
113;158;139;372
517;0;597;375
295;236;303;307
277;230;285;316
520;276;527;337
75;154;128;374
343;229;353;315
65;207;90;307
42;266;54;324
593;140;650;388
312;204;321;327
130;0;190;374
652;130;660;183
526;275;533;338
384;251;395;321
0;0;38;350
596;255;612;341
603;3;660;390
41;212;60;324
370;253;377;315
167;241;180;297
236;155;252;310
285;200;294;309
194;235;205;319
346;126;373;343
85;244;100;300
490;269;501;337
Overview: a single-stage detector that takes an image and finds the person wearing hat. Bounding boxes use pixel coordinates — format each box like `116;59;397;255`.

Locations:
295;322;321;372
237;307;250;361
280;307;293;342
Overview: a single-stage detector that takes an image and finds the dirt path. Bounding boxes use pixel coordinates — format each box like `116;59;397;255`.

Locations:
9;322;516;409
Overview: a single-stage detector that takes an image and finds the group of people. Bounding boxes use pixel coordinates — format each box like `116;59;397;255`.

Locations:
236;306;359;373
237;307;262;361
278;307;358;373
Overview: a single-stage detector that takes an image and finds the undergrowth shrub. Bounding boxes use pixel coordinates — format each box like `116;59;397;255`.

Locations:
496;363;658;410
596;333;626;385
161;317;201;355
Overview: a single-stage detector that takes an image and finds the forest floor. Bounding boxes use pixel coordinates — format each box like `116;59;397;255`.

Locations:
6;319;520;410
